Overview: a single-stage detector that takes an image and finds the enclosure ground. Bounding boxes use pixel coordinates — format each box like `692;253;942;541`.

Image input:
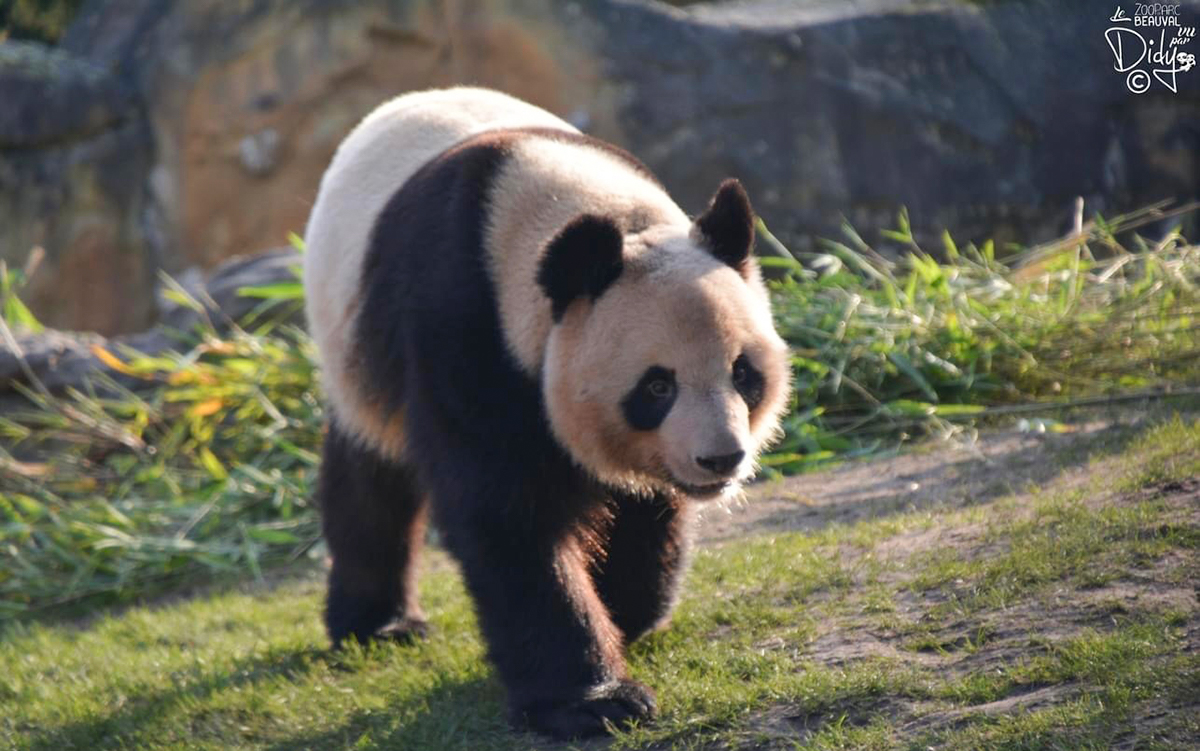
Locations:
2;410;1197;751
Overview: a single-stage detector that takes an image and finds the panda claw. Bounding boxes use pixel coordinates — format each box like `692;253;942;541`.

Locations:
332;616;430;649
374;616;430;643
517;679;656;739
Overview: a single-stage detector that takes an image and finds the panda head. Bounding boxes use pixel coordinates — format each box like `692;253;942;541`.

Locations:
538;180;791;499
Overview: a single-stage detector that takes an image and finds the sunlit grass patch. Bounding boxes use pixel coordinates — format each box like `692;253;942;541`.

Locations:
2;412;1197;750
0;322;324;616
1;206;1197;614
1116;413;1200;489
762;205;1200;473
890;417;1200;622
901;495;1191;625
0;207;1197;749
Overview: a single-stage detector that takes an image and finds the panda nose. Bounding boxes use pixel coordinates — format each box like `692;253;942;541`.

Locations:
696;450;745;477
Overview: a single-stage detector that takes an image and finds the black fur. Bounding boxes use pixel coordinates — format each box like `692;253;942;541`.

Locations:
537;215;625;322
319;420;428;645
594;491;691;645
695;179;755;276
732;353;765;412
621;366;677;431
318;127;689;739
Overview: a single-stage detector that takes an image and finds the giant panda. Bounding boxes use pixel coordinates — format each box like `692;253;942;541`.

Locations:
303;87;791;739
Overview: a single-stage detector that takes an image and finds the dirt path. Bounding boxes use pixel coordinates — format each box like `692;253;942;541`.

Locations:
700;418;1133;543
686;414;1200;749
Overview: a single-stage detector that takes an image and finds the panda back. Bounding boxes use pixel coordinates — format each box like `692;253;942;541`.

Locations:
304;88;576;455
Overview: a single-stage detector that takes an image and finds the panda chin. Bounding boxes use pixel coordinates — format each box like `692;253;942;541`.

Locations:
672;479;735;500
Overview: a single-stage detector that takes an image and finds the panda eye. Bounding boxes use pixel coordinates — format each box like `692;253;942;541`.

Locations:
646;378;675;400
732;360;749;386
622;366;677;430
732;354;765;411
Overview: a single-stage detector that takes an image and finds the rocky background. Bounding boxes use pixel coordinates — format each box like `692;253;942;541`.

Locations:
2;0;1199;336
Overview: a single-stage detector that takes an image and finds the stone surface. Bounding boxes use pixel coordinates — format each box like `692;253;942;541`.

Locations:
0;40;154;334
0;328;115;394
0;41;132;149
2;0;1198;333
589;0;1200;252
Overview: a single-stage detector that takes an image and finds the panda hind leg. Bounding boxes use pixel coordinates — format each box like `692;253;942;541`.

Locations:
318;419;429;646
594;492;693;646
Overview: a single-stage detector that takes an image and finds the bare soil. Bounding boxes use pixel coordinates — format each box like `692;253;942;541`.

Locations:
699;419;1128;544
696;417;1200;749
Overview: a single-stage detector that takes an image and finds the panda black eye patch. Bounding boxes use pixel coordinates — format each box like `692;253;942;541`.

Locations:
732;354;765;411
622;366;677;430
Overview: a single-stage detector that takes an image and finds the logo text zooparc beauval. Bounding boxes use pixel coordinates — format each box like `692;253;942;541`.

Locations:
1106;4;1196;93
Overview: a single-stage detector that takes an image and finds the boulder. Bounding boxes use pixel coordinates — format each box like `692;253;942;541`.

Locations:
0;40;154;334
587;0;1200;251
0;328;115;394
0;41;132;149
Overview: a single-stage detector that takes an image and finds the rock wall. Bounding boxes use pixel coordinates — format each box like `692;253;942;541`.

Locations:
2;0;1198;333
0;40;153;333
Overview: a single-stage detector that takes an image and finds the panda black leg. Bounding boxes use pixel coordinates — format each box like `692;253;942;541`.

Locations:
430;478;655;739
318;420;428;646
595;492;693;646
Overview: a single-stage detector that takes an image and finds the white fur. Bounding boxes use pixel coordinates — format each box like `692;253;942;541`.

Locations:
303;88;575;455
304;88;790;493
540;246;790;496
485;138;689;374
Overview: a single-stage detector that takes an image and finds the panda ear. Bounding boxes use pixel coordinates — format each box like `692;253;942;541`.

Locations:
537;214;625;322
693;179;755;277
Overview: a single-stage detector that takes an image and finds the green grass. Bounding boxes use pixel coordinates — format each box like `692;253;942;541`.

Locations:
0;322;322;616
905;494;1188;608
762;205;1200;471
2;416;1197;750
2;209;1198;615
0;209;1198;747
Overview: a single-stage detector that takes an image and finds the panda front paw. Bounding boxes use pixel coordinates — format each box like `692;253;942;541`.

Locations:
330;614;430;648
516;679;657;739
373;616;430;643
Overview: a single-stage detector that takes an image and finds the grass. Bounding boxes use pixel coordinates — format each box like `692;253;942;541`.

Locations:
762;203;1200;471
1;414;1196;750
1;207;1197;616
906;494;1185;606
0;206;1198;747
0;320;322;616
